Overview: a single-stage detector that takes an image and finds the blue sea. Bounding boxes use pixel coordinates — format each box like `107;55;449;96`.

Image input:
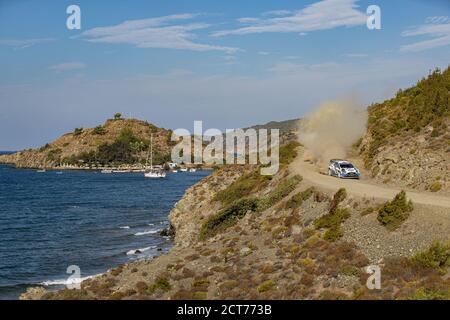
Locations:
0;158;210;299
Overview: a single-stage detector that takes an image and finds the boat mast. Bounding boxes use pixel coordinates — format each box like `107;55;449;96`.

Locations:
150;134;153;169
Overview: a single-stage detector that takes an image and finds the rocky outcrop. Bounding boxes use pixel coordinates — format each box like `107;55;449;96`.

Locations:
0;118;171;169
168;165;251;247
360;124;449;193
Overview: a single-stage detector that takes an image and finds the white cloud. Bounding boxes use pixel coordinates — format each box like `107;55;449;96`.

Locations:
262;10;292;17
401;22;450;52
237;17;260;24
258;51;270;55
0;38;54;49
49;62;86;72
212;0;366;37
80;14;239;53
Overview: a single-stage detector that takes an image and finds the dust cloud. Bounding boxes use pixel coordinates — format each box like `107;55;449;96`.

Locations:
298;96;367;166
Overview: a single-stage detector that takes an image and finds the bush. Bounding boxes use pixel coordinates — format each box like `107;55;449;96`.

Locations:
199;198;260;240
329;188;347;214
47;148;62;162
93;125;106;135
147;277;172;294
412;241;450;274
314;208;351;242
285;187;315;209
409;287;450;300
377;191;413;230
214;169;271;205
279;141;301;166
257;175;302;212
202;174;301;239
429;181;442;192
73;128;83;136
192;291;207;300
339;265;362;277
257;280;276;293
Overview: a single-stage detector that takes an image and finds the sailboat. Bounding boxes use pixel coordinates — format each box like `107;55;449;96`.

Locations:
144;134;166;179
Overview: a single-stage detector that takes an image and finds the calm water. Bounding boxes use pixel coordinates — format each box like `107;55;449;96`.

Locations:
0;161;209;299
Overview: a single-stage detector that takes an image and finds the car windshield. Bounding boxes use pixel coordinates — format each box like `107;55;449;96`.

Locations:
340;163;354;168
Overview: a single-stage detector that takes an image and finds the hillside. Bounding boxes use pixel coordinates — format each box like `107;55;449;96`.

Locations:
359;67;450;192
0;117;173;169
21;141;450;300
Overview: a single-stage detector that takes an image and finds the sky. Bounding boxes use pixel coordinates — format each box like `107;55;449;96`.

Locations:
0;0;449;150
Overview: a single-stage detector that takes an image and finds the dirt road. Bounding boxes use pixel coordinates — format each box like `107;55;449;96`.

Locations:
292;154;450;209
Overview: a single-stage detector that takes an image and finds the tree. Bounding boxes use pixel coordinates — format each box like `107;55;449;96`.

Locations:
73;128;83;136
114;113;122;120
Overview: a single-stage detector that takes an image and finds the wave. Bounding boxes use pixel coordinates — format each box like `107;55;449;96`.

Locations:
134;229;160;236
40;273;102;287
126;246;156;256
119;226;130;229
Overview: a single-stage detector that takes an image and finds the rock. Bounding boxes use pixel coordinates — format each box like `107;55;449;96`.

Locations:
240;247;252;256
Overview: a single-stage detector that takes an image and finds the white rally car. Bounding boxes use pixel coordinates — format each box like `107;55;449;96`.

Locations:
328;159;360;179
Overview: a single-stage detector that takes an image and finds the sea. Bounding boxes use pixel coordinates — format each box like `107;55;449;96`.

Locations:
0;155;210;299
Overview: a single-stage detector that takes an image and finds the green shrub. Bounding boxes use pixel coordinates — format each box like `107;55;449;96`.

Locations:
377;191;413;230
339;265;362;277
429;181;442;192
192;279;210;292
285;187;315;209
409;288;450;300
47;148;62;162
214;169;271;205
279;141;301;166
257;175;302;212
93;125;106;135
329;188;347;214
199;198;260;240
314;208;351;242
257;280;276;293
202;175;301;239
315;208;351;229
192;291;207;300
40;143;50;151
412;241;450;274
147;277;171;294
73;128;83;136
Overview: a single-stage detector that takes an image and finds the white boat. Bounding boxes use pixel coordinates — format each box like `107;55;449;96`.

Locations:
144;135;166;179
171;170;178;173
36;169;46;173
189;168;197;172
112;170;130;173
180;168;188;172
101;169;113;174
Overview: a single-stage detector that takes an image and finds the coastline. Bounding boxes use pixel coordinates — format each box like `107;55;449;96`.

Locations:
0;163;210;300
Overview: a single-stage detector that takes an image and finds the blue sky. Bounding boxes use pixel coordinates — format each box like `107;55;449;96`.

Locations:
0;0;449;150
